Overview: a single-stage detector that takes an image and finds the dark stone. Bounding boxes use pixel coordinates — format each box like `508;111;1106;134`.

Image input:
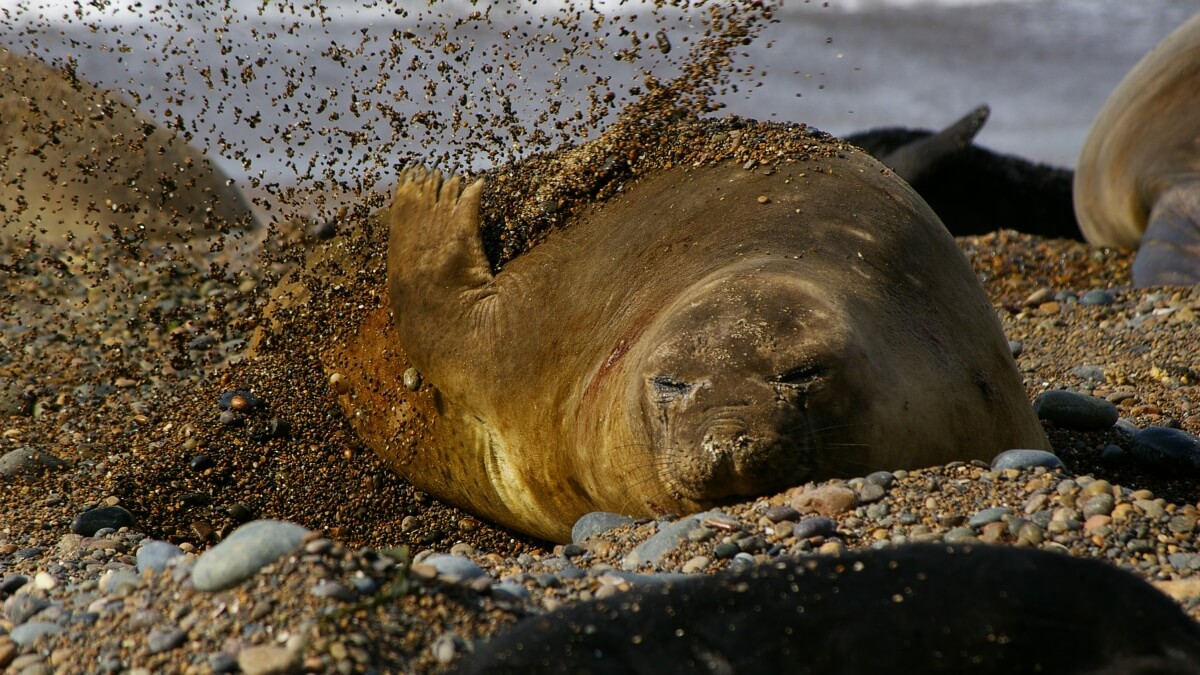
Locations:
1130;427;1200;474
454;545;1200;674
1032;390;1118;431
792;516;837;540
762;504;800;523
188;454;214;471
70;505;136;536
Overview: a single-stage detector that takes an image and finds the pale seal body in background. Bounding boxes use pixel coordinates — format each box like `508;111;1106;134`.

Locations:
387;149;1049;542
0;47;256;242
1074;12;1200;287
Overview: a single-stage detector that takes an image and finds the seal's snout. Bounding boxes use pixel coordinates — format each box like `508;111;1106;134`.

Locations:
691;418;787;497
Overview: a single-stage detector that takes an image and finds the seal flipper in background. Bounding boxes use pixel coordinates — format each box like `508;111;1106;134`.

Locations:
875;104;990;184
846;108;1080;241
454;544;1200;675
1132;181;1200;287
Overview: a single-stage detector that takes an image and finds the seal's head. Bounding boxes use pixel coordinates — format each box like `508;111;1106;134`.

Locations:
634;265;869;508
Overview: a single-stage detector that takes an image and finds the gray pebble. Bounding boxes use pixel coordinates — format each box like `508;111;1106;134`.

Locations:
4;594;51;624
1168;553;1200;571
1070;365;1106;383
70;505;135;537
100;570;141;596
146;627;187;654
762;504;800;523
192;519;311;592
423;554;487;582
621;512;712;571
1;573;30;595
1114;418;1140;437
857;482;886;504
967;507;1012;528
492;581;531;602
991;449;1064;471
1079;289;1115;306
1008;340;1023;357
572;512;635;544
310;580;357;602
1032;390;1118;431
10;621;62;646
1081;494;1116;518
713;542;740;559
136;540;185;574
0;448;68;477
943;527;979;544
12;547;42;561
792;516;837;540
865;471;895;489
1130;426;1200;474
601;570;693;587
729;552;756;571
209;653;239;673
1099;444;1126;464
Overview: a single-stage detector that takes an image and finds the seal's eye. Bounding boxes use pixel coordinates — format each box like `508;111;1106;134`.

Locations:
774;364;827;389
650;375;692;402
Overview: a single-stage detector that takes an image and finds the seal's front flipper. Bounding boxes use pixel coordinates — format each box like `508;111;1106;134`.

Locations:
388;167;496;385
1132;181;1200;287
880;105;990;184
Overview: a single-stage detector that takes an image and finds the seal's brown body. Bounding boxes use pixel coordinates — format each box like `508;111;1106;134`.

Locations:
386;151;1048;542
1074;12;1200;287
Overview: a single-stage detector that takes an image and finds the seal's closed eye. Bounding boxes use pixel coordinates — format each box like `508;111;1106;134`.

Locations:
773;364;827;388
650;375;693;402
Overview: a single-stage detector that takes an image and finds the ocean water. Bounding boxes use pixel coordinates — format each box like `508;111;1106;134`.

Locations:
1;0;1196;199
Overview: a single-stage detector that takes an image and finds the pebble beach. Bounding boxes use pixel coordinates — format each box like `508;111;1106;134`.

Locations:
4;187;1200;673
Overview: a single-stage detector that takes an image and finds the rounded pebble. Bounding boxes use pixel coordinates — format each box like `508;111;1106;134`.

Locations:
192;519;311;592
70;505;136;536
1130;426;1200;474
136;540;186;574
1032;390;1118;431
791;484;857;516
991;449;1064;471
10;622;62;647
402;368;422;391
146;627;187;654
792;516;837;540
0;448;69;477
422;554;487;582
968;507;1012;528
1079;289;1115;306
571;512;635;544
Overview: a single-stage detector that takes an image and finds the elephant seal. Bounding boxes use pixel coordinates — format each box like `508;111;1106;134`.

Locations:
453;544;1200;674
1074;12;1200;287
848;107;1079;241
386;139;1049;542
0;46;257;242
